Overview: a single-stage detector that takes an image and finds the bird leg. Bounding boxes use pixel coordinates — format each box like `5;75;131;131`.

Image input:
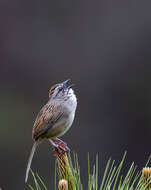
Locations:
48;139;70;153
55;138;70;152
55;138;67;146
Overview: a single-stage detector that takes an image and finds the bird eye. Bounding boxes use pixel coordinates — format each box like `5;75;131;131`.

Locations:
58;87;63;92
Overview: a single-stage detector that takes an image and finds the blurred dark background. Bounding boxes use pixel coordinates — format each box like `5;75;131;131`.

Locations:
0;0;151;189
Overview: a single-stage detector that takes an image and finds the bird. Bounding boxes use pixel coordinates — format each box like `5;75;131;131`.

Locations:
25;79;77;183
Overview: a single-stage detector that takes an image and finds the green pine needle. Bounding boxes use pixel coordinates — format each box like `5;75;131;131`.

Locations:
28;152;151;190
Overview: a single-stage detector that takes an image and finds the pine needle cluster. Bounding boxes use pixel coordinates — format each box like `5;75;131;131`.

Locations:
28;151;151;190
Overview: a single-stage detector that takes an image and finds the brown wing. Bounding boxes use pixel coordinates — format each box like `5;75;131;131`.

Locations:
32;103;63;141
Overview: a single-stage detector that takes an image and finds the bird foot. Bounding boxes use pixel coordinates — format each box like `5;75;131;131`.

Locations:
55;138;70;153
49;139;70;154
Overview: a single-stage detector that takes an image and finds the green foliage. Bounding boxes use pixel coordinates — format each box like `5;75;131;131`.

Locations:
28;152;151;190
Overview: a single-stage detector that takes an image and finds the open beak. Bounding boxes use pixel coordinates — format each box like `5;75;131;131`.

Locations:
62;79;74;91
67;84;74;89
62;79;70;87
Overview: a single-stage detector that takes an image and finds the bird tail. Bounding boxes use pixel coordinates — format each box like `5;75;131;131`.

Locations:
25;141;38;183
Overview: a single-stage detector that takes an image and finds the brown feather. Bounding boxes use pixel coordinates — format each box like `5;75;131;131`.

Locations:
49;84;59;98
32;103;63;140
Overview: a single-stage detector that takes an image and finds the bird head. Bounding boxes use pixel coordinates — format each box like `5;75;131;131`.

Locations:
49;79;74;100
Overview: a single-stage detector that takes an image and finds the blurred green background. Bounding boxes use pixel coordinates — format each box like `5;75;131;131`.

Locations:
0;0;151;189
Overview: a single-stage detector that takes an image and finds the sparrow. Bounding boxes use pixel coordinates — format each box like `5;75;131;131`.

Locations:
25;79;77;183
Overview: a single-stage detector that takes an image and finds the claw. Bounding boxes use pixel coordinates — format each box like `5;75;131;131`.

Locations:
55;138;70;152
48;138;70;153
